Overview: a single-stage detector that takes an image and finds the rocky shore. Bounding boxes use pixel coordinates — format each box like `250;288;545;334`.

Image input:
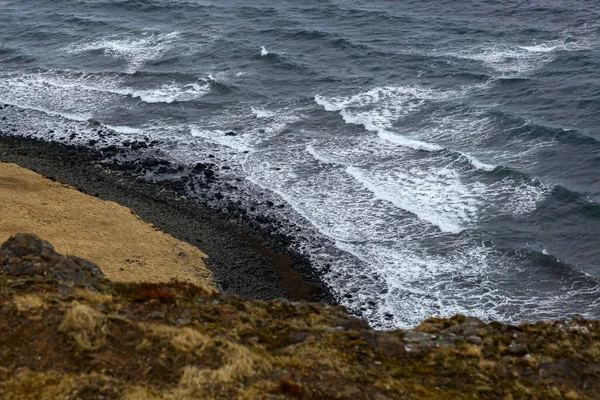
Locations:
0;132;333;304
1;233;599;399
2;126;600;398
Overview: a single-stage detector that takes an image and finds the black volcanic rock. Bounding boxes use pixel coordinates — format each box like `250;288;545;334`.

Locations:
0;233;104;285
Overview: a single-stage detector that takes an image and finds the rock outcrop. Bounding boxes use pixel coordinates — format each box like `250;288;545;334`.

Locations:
0;233;104;285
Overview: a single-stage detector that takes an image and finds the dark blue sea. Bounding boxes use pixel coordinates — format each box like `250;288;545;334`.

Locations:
1;0;599;328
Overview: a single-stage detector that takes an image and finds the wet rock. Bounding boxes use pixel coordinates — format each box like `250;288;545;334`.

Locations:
101;145;118;154
130;141;148;150
192;162;208;172
142;158;159;168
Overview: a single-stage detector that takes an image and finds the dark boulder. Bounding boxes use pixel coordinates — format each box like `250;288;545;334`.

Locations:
0;233;105;285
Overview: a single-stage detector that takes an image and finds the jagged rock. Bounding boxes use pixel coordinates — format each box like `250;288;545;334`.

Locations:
0;233;104;285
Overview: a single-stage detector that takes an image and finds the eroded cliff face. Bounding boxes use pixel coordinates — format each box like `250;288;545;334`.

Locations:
0;233;598;400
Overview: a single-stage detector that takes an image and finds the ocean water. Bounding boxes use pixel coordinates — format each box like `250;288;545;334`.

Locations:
1;0;599;329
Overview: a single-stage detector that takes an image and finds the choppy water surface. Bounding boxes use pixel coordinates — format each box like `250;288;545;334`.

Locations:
1;0;599;328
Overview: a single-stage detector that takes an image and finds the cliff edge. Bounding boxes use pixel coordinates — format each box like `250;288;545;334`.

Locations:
0;233;599;399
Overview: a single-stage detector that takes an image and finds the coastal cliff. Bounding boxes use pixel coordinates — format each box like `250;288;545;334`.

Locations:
1;233;599;399
0;164;599;399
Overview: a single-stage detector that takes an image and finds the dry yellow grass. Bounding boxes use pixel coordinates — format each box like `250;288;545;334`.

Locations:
0;162;216;291
139;322;266;390
171;327;211;353
72;288;113;304
13;295;47;320
58;304;108;351
1;370;77;400
14;295;46;314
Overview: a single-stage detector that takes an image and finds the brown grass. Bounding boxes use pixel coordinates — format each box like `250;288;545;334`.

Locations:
58;304;108;351
0;162;215;291
13;295;47;320
72;288;113;304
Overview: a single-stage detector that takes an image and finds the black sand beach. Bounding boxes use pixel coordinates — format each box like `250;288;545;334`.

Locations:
0;133;335;304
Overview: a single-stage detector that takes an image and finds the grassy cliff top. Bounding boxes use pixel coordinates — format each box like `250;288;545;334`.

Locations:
1;234;599;400
0;162;214;291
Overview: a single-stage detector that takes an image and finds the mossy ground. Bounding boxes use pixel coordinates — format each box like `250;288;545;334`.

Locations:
1;273;599;399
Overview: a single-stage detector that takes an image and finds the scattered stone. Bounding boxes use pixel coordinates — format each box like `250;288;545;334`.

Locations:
466;335;483;345
147;311;166;320
507;343;528;357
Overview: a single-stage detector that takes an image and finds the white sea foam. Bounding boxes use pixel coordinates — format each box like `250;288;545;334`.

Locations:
241;142;556;328
0;74;119;119
251;107;276;118
305;144;342;165
315;84;489;153
376;129;443;151
104;124;144;135
0;99;91;122
260;46;269;56
190;127;252;152
346;164;477;234
440;33;594;77
5;72;211;105
66;31;181;73
129;81;211;103
458;152;497;172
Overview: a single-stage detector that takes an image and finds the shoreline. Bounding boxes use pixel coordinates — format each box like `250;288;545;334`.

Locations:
0;133;336;304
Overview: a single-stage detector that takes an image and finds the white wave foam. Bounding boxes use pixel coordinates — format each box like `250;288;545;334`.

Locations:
104;124;144;135
190;127;252;152
0;73;121;120
0;99;91;122
441;33;593;77
129;81;210;103
304;134;548;231
316;84;488;152
260;46;269;56
346;165;477;234
333;240;507;327
6;72;211;105
66;31;181;73
458;152;497;172
376;129;443;151
251;107;276;119
305;144;342;165
242;143;557;328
